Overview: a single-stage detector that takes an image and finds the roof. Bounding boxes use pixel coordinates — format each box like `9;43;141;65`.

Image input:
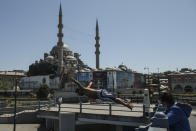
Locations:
168;72;196;76
0;71;26;76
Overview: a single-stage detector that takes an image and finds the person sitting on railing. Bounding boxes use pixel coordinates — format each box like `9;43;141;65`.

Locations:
70;77;134;110
160;93;192;131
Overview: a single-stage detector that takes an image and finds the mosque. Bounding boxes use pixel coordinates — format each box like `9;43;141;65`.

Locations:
21;4;87;92
28;4;84;78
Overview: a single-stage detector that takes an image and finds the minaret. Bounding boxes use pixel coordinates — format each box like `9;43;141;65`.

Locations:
57;3;64;75
95;20;100;69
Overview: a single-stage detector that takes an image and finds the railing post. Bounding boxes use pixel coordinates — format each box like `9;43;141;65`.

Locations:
80;102;82;113
137;96;138;104
143;105;146;117
48;99;51;110
109;104;112;116
58;103;61;113
38;99;40;111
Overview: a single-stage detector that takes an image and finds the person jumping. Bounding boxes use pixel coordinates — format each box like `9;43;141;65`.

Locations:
70;77;134;110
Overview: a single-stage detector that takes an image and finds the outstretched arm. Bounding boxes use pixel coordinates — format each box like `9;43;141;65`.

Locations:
70;77;86;90
87;81;93;89
70;77;99;99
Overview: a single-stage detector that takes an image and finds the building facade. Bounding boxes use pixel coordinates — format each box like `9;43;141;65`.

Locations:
168;72;196;93
0;71;26;89
20;75;59;90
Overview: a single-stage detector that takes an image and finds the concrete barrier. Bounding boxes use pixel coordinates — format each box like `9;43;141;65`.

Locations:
59;112;75;131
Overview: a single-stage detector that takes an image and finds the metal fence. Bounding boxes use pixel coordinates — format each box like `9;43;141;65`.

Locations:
58;102;152;117
0;100;55;118
0;99;154;119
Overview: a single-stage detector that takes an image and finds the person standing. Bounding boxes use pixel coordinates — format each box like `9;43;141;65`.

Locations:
160;93;192;131
57;96;62;112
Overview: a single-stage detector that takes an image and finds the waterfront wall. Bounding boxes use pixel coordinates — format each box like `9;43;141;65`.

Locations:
0;111;42;124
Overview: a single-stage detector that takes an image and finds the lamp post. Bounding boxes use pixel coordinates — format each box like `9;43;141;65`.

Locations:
13;78;18;131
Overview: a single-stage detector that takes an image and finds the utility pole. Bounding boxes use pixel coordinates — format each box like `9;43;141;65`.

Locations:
157;68;160;97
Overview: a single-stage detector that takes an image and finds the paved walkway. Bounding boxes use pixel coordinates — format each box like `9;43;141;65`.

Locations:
0;104;196;130
0;124;40;131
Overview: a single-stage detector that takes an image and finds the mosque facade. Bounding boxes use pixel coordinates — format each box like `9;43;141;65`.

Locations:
21;4;84;91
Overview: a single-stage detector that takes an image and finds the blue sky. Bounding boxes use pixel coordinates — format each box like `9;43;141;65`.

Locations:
0;0;196;73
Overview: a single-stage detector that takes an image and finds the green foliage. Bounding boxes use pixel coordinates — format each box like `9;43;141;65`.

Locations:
0;80;11;90
36;84;50;99
28;61;57;76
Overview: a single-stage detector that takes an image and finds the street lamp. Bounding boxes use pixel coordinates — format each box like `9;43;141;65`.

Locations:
13;78;18;131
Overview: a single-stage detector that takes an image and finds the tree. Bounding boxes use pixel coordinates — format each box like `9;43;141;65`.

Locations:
36;84;50;99
28;61;57;76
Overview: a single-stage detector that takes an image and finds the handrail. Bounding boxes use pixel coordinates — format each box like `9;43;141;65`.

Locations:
59;102;152;117
0;100;153;118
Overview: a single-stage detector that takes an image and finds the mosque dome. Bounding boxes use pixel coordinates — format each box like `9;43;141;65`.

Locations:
51;44;70;53
45;55;54;61
66;55;77;61
50;44;72;57
118;64;128;71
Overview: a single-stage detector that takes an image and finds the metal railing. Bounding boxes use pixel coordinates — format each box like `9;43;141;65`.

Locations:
0;99;154;118
58;102;152;117
0;100;55;118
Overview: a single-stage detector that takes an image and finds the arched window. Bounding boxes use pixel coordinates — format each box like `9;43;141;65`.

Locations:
184;85;193;93
173;85;183;93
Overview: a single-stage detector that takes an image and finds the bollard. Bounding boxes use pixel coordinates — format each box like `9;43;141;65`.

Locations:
109;104;112;116
143;89;150;116
80;102;82;113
